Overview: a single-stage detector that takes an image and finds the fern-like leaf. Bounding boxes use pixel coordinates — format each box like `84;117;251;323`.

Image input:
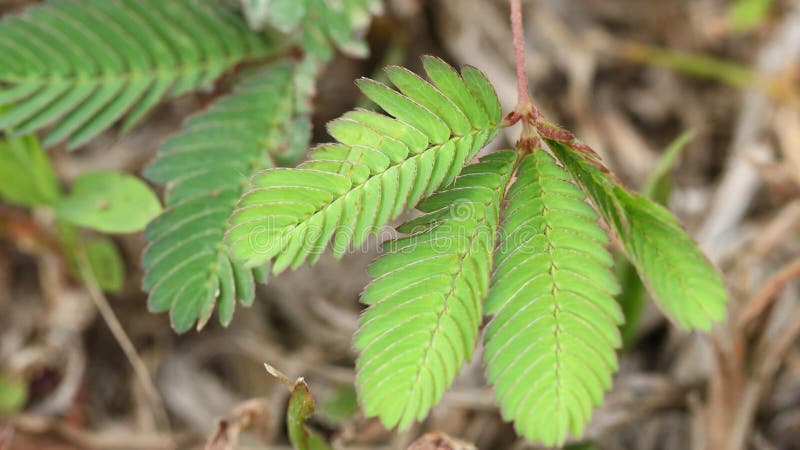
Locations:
483;150;622;446
354;151;517;430
226;57;502;272
142;63;308;333
548;140;728;330
0;0;271;148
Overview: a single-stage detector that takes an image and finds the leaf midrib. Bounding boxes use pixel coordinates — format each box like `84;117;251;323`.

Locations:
400;156;515;417
533;155;567;428
273;130;488;249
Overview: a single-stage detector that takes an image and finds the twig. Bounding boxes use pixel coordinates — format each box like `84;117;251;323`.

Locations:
509;0;529;105
737;258;800;328
729;293;800;450
76;251;171;432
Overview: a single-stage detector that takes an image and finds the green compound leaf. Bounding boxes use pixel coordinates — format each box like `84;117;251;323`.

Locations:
55;171;161;234
0;0;272;148
143;63;310;333
226;58;502;272
355;151;517;430
548;139;728;331
0;134;59;207
617;131;693;345
483;150;622;446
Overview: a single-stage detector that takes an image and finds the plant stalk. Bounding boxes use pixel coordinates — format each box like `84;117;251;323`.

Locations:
510;0;530;106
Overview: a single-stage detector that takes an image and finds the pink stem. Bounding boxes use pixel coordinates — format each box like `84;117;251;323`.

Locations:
510;0;529;106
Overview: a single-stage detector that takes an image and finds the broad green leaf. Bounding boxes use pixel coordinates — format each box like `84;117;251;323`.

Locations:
55;171;161;234
84;237;124;293
549;139;728;330
0;134;59;207
58;222;125;294
0;372;26;415
729;0;772;32
319;385;358;423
